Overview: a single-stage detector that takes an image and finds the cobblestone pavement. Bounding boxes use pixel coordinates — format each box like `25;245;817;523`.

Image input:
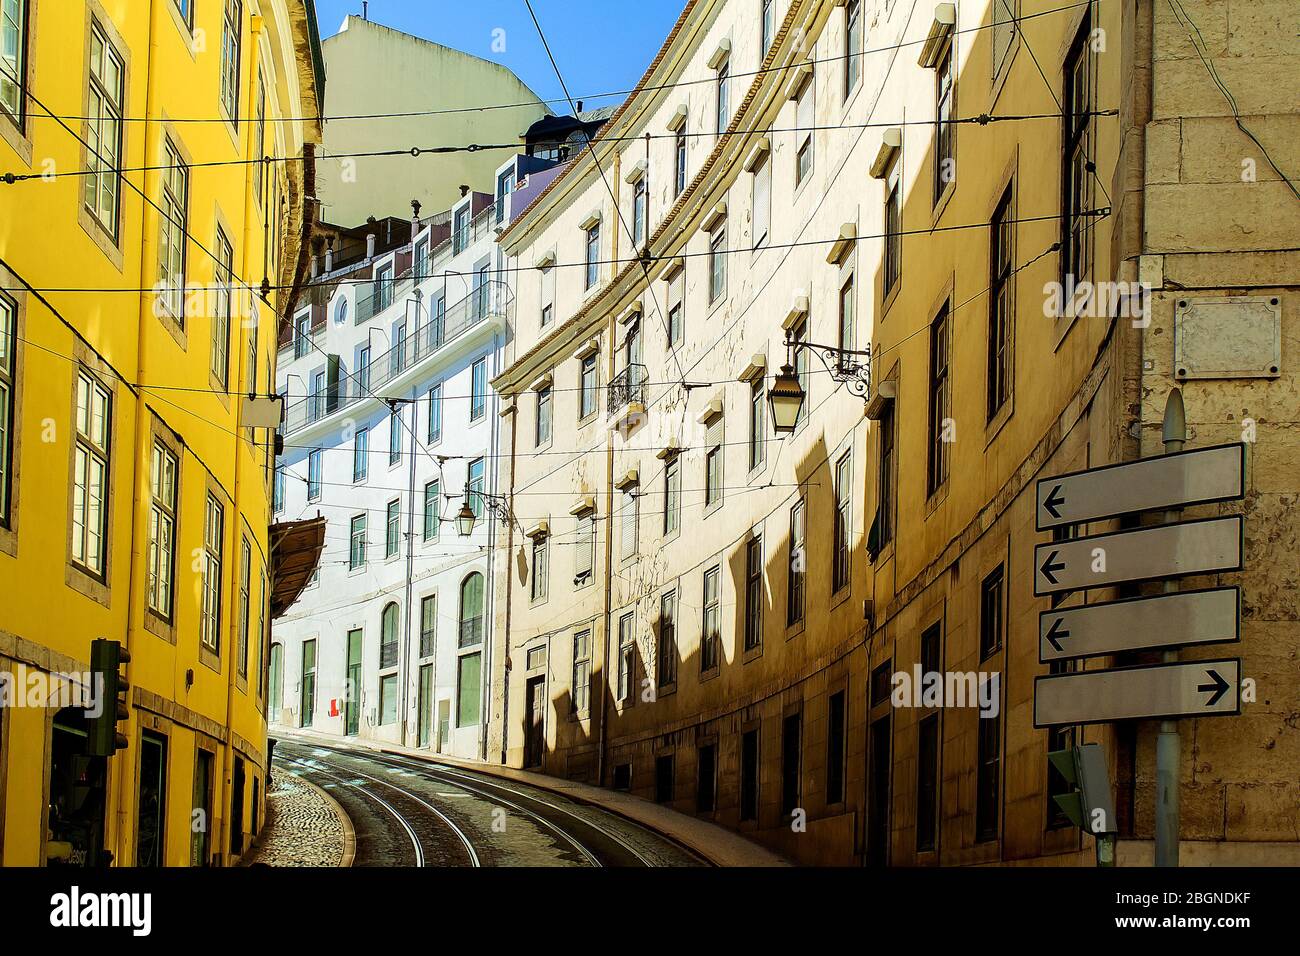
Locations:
242;770;349;867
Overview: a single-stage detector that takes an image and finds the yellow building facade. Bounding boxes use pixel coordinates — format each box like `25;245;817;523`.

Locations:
490;0;1299;866
0;0;323;866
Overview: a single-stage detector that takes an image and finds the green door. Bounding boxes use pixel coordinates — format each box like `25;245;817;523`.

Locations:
300;640;316;728
417;663;433;748
345;629;362;736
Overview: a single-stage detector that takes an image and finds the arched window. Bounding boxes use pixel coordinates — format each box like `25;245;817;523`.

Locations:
458;573;484;648
380;602;399;668
335;297;348;325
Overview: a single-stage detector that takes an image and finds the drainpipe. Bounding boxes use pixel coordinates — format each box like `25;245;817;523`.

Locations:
220;11;265;866
116;0;162;866
595;151;620;787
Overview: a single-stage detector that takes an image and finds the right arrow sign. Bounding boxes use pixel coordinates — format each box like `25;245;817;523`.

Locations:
1039;586;1240;662
1033;515;1242;596
1034;659;1242;727
1036;443;1244;531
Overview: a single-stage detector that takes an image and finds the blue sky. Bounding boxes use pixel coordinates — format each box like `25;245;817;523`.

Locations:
314;0;686;111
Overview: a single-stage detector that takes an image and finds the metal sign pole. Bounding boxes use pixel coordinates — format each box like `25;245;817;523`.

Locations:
1155;388;1186;867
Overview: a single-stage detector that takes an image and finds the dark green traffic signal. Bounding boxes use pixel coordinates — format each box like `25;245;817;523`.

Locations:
88;639;130;757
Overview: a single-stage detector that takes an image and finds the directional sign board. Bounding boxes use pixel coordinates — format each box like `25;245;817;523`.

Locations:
1033;658;1241;727
1036;443;1244;531
1033;515;1242;597
1039;586;1240;662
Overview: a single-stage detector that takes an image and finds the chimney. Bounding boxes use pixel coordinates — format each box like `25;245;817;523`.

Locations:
576;100;584;114
459;184;470;198
411;199;422;241
366;233;376;259
362;1;368;20
325;237;335;272
310;255;318;278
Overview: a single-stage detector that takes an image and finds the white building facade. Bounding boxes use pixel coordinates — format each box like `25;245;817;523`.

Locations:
270;182;518;759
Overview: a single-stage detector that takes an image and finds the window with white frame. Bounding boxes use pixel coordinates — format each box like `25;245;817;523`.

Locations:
147;440;178;618
751;150;771;248
158;138;189;319
85;20;125;238
666;265;684;347
584;221;600;290
632;175;648;247
708;223;726;304
349;513;367;570
579;353;598;420
704;411;724;510
0;293;15;527
307;447;322;500
238;536;251;677
200;493;223;653
761;0;776;57
620;481;639;560
353;426;368;482
715;58;730;133
571;630;591;714
389;404;402;465
795;68;814;186
427;382;442;442
1;0;29;125
574;508;595;585
531;532;548;603
72;370;111;576
663;453;681;535
844;0;863;101
385;499;400;558
220;1;242;121
470;357;487;421
212;229;233;386
536;384;552;446
424;479;440;540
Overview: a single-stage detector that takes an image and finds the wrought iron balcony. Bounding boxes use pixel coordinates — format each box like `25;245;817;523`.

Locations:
608;363;648;417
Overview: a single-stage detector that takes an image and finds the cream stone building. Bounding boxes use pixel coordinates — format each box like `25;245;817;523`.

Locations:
487;0;1299;867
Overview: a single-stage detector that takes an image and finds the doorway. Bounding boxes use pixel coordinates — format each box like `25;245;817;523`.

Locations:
230;755;245;857
47;708;106;868
524;676;546;768
417;663;434;748
345;629;362;736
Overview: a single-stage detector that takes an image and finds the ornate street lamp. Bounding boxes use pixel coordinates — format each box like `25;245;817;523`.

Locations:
455;492;477;537
769;329;872;435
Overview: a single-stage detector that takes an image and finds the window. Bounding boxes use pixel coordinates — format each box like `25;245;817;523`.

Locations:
212;229;233;386
457;652;481;726
584;222;600;290
934;40;955;204
72;371;111;576
459;572;484;647
470;357;487;421
495;168;513;224
85;21;125;238
535;385;552;446
1063;15;1094;289
200;493;223;653
795;70;814;186
701;566;720;672
976;686;1000;841
657;590;677;688
988;185;1014;418
751;152;770;248
620;483;638;559
917;713;939;851
663;453;681;535
539;264;555;328
147;441;178;618
349;513;366;570
427;383;442;443
708;224;726;304
674;123;688;197
453;206;469;255
389;405;402;465
307;447;322;500
158;138;189;319
927;303;951;494
744;536;763;651
272;466;284;515
842;0;865;98
877;401;895;548
385;499;400;558
617;612;635;702
393;319;407;372
379;674;398;725
380;601;399;669
423;480;440;541
827;690;846;804
238;538;251;677
781;712;801;815
420;595;436;657
253;76;266;205
579;353;597;420
787;498;805;626
715;58;730;133
571;630;591;714
883;166;901;297
704;412;723;509
697;742;717;812
531;533;548;603
353;427;368;482
992;0;1016;78
667;267;684;347
220;1;241;120
574;509;595;585
740;728;759;821
838;273;856;352
0;294;12;526
655;754;674;804
980;565;1005;660
632;176;648;247
299;639;316;728
1;0;28;125
761;0;775;56
467;457;485;519
832;452;851;593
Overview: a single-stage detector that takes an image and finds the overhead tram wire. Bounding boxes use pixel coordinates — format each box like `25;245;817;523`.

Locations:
15;0;1100;128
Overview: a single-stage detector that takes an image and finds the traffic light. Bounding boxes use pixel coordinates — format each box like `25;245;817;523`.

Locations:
1048;743;1117;865
88;639;130;757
